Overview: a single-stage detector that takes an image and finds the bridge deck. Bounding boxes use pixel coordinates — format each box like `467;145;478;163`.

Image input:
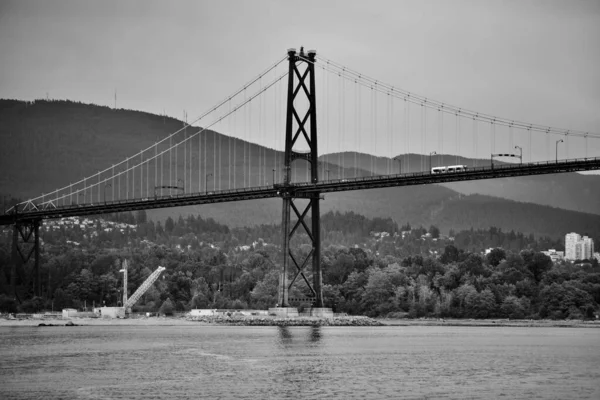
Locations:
1;157;599;225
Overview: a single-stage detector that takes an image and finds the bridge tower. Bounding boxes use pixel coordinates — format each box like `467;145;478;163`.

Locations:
10;218;42;301
276;47;326;313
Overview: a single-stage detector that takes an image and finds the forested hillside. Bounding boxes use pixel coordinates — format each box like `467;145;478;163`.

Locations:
1;211;597;320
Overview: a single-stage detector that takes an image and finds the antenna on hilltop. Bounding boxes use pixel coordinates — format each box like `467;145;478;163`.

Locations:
114;89;117;109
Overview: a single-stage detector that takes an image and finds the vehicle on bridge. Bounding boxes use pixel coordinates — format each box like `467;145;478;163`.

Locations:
431;165;468;174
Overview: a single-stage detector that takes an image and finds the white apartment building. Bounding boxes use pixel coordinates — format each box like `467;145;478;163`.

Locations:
542;249;564;263
565;232;595;261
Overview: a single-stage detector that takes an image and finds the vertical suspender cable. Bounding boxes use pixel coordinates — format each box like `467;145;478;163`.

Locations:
243;90;246;187
405;99;410;173
473;118;478;167
258;76;262;185
370;86;374;175
355;80;359;177
146;151;149;198
358;80;361;177
126;159;129;200
184;114;187;192
341;72;345;180
228;100;231;190
219;116;222;190
213;130;216;191
204;121;207;190
528;128;532;162
492;121;496;156
456;113;460;166
326;64;330;178
421;104;425;171
545;129;549;160
198;119;203;193
373;81;377;175
388;93;392;175
439;108;444;167
189;128;192;191
339;73;343;179
233;110;236;189
390;93;394;175
249;98;252;186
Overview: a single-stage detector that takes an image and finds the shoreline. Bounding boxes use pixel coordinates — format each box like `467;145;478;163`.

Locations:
1;315;599;328
378;318;600;328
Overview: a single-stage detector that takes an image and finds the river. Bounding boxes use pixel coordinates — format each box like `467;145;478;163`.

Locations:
1;325;599;399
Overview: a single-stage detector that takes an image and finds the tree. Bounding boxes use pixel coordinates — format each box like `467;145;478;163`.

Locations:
539;282;597;319
500;295;526;319
486;248;506;267
525;252;553;283
135;210;147;225
429;225;440;239
158;298;175;316
361;264;408;316
0;294;17;313
165;217;175;234
324;251;355;285
464;288;497;318
250;269;279;308
440;245;459;264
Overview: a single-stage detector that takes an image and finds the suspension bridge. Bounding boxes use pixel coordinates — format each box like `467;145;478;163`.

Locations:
2;47;599;310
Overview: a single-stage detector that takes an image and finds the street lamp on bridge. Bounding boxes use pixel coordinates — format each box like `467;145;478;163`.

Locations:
205;173;212;194
555;139;563;162
177;178;184;193
429;152;437;172
272;168;276;185
514;146;522;164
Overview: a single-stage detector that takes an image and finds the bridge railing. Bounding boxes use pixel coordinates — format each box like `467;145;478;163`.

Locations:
6;182;278;216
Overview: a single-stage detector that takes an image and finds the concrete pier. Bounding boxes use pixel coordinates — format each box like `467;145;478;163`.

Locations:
268;307;299;318
309;308;334;318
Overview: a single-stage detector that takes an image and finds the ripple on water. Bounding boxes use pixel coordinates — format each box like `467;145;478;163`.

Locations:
0;325;599;399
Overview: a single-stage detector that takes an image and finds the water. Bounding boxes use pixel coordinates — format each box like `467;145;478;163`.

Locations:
1;325;599;399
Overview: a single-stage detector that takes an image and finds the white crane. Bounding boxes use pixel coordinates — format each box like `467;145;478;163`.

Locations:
118;261;165;316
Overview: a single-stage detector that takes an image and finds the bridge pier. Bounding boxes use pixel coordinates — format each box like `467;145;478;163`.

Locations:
278;47;325;310
10;219;42;301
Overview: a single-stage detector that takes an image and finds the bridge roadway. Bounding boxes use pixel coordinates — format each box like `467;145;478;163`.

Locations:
1;156;599;225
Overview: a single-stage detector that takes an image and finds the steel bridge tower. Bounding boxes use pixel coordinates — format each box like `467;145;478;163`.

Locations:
276;47;326;313
10;218;42;301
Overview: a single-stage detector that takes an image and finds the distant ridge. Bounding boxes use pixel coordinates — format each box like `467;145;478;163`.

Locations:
1;99;598;243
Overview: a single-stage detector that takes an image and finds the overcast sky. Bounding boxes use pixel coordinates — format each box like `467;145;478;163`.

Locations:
1;0;599;161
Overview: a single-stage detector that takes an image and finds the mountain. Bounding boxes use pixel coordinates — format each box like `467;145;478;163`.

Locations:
1;99;599;243
321;152;600;215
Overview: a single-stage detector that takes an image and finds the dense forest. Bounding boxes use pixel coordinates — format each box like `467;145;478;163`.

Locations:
1;211;597;319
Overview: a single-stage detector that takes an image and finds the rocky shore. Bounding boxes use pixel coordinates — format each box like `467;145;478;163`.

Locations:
185;315;384;326
2;314;597;328
378;318;600;328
